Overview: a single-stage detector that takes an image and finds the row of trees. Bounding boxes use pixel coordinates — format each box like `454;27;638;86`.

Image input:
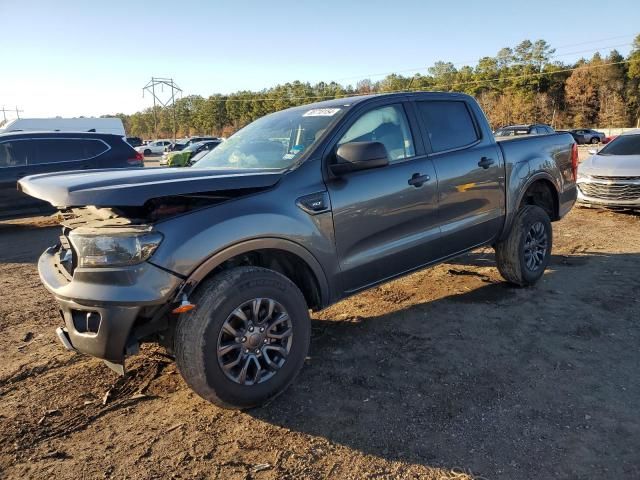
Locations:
113;35;640;139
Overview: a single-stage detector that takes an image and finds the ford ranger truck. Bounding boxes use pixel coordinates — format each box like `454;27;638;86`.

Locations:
19;92;578;409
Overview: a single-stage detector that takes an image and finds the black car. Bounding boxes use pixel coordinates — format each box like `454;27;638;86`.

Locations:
126;136;143;148
0;131;143;218
167;136;221;152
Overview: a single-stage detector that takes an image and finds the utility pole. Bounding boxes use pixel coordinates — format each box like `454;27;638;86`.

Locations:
142;77;182;141
0;105;24;126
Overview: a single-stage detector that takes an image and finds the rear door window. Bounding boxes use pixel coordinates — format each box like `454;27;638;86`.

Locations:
416;101;479;152
29;139;109;164
0;141;33;168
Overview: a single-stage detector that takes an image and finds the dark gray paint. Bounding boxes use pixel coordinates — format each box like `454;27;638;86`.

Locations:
25;92;577;364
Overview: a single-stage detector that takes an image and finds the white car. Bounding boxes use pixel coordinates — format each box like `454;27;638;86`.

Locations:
577;129;640;209
135;140;172;156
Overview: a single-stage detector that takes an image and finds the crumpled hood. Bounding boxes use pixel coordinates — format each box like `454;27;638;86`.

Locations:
18;167;283;207
579;154;640;177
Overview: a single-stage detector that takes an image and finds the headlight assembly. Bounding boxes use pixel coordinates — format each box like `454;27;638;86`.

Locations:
68;229;163;268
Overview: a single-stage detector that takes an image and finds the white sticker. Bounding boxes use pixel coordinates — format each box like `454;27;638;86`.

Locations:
303;108;341;117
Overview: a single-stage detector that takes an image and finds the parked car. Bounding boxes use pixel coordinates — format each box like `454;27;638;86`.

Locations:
0;131;143;219
494;124;555;138
0;117;125;136
166;136;221;153
160;140;221;167
557;130;586;144
20;92;577;409
126;137;143;148
135;140;172;156
187;150;209;166
577;129;640;209
570;129;605;144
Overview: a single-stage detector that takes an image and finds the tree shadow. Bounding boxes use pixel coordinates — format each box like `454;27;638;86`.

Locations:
249;251;640;479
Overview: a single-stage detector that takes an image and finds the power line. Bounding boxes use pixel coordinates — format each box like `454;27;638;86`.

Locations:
212;59;632;103
332;40;635;83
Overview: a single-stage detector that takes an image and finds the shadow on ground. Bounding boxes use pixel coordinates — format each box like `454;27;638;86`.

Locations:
248;251;640;478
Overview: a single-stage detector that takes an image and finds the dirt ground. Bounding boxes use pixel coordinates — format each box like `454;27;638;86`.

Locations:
1;201;639;479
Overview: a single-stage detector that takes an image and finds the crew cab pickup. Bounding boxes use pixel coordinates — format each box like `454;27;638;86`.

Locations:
19;92;577;409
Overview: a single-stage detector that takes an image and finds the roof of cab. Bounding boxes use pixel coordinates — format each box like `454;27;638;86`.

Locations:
283;91;475;111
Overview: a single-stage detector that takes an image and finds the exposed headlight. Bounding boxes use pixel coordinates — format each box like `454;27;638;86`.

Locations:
69;229;163;268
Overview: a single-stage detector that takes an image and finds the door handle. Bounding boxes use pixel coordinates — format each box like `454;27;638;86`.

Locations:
408;173;430;187
478;157;495;169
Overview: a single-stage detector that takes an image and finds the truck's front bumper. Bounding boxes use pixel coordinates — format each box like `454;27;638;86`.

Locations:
38;246;183;364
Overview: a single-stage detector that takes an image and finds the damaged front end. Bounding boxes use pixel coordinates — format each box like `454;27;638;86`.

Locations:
21;167;284;374
41;204;190;374
42;194;240;374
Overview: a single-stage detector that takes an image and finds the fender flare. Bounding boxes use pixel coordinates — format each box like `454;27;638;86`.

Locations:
176;237;331;308
515;171;560;212
500;171;561;241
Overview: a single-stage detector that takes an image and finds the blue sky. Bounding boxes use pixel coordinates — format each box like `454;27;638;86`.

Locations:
1;0;639;118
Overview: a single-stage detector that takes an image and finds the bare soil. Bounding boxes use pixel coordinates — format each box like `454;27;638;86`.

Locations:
1;206;639;479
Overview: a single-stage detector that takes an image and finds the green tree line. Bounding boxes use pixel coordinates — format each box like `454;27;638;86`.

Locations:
112;34;640;139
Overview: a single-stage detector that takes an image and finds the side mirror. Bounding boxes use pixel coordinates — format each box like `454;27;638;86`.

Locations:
588;149;597;155
330;141;389;175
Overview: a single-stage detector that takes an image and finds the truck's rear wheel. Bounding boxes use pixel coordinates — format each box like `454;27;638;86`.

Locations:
174;266;310;409
495;205;552;286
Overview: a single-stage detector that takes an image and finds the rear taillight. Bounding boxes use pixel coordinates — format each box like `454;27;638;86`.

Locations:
571;143;578;181
127;151;144;165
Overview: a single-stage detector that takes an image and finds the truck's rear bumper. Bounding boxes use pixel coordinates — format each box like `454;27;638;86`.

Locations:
38;246;182;364
558;184;578;219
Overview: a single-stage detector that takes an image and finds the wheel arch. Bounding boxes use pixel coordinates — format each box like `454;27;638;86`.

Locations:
500;173;560;242
177;238;330;311
517;175;559;220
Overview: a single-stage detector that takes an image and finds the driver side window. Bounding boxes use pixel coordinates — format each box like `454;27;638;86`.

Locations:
338;105;415;162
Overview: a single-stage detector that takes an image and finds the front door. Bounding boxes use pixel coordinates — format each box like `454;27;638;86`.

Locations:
326;102;440;294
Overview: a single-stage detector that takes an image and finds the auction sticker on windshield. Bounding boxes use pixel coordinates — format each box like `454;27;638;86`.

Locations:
303;108;341;117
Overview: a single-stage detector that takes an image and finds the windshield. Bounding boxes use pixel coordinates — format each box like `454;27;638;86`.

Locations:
195;106;346;169
598;134;640;156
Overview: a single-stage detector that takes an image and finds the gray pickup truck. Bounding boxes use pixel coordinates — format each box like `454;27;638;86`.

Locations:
20;92;577;409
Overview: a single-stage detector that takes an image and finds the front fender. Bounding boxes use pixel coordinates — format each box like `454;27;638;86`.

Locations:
173;237;331;307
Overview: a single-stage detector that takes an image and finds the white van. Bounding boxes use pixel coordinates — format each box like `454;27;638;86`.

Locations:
0;117;125;136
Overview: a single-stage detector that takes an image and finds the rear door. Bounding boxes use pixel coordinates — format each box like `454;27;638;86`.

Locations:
326;100;441;293
414;99;504;257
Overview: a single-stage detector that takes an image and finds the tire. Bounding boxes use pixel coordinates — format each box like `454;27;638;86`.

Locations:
144;149;152;155
495;205;552;286
590;137;599;144
174;266;311;409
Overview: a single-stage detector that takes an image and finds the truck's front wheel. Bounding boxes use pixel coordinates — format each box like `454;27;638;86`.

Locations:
174;266;310;409
495;205;552;286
